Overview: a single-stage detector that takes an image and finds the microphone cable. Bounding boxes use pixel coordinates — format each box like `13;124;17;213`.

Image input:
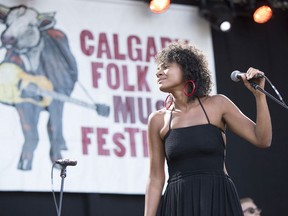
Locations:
51;162;59;215
51;162;60;216
249;74;288;110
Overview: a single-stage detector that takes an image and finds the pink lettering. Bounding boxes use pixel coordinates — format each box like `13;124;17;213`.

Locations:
113;133;126;157
80;30;94;56
97;128;110;156
91;62;103;88
81;127;94;154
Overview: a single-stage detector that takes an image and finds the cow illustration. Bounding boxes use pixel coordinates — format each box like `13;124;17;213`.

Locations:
0;4;78;170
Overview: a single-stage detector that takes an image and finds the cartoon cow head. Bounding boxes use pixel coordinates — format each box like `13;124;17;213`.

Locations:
0;4;56;54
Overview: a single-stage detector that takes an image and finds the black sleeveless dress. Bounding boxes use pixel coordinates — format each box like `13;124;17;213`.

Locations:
157;99;244;216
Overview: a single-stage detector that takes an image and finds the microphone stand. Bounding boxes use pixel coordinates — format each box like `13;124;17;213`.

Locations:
51;160;77;216
58;165;67;216
250;82;288;109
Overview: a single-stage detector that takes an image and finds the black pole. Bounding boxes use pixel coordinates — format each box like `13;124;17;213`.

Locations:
250;82;288;110
58;166;67;216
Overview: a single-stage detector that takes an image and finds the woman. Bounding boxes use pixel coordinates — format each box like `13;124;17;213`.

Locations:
144;41;272;216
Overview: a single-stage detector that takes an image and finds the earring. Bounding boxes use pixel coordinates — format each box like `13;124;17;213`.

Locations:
183;80;196;97
164;94;173;109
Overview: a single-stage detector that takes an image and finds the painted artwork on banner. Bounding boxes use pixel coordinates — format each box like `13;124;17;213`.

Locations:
0;0;215;193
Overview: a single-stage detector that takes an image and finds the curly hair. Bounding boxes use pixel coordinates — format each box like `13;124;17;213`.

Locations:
155;41;212;101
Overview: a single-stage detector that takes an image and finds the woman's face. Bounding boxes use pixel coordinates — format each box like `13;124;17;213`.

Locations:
156;62;183;93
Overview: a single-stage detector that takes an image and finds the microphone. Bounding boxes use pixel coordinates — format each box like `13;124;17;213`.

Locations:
230;70;264;82
55;159;77;166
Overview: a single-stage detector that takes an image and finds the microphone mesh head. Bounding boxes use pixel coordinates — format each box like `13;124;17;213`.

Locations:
230;70;241;82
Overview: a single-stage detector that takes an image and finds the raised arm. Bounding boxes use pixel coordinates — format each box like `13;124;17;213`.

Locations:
144;111;166;216
221;67;272;148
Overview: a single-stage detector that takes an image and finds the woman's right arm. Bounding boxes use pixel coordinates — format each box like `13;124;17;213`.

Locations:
144;111;166;216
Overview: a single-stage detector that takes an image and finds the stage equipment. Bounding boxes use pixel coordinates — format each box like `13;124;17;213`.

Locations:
252;0;273;23
149;0;170;13
144;0;288;31
51;159;77;216
199;0;234;32
230;70;288;110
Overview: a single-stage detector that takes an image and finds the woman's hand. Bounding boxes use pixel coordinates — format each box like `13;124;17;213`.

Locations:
240;67;265;96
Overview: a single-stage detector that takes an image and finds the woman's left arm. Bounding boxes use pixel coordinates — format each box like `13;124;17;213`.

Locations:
220;67;272;148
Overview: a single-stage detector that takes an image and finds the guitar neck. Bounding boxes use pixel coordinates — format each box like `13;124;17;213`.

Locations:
34;88;96;110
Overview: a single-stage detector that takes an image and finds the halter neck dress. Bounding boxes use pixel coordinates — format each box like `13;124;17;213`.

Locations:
157;98;244;216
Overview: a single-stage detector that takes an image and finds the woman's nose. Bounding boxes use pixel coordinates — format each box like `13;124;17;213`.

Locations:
156;69;163;77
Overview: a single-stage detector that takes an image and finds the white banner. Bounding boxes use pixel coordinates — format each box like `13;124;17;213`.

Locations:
0;0;215;194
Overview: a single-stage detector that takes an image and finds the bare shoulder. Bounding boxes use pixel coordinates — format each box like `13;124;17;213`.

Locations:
208;94;236;108
209;94;232;103
148;108;173;140
148;109;166;128
204;94;240;119
148;108;166;120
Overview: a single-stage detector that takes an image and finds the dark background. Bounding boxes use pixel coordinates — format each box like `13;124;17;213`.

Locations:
1;3;288;216
212;9;288;215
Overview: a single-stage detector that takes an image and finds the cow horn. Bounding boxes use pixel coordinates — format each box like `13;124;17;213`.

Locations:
0;4;9;23
37;12;56;31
